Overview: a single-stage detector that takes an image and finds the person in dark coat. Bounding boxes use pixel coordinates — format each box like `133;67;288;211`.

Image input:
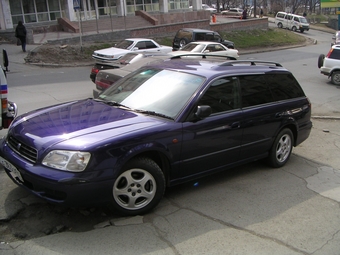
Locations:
242;9;247;19
15;21;27;52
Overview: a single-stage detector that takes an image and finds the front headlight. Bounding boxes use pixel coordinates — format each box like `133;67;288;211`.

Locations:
42;150;91;172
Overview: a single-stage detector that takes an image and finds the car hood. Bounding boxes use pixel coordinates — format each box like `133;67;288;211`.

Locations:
8;99;165;152
94;47;130;57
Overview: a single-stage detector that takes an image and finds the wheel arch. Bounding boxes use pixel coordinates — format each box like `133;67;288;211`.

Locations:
275;123;298;147
329;68;340;77
116;147;172;186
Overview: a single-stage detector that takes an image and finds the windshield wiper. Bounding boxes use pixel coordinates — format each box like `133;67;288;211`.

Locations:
94;99;131;110
134;109;174;120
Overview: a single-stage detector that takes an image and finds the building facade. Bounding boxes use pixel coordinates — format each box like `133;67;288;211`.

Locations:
0;0;198;30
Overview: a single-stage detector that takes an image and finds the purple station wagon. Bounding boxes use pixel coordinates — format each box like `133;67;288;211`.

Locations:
0;57;312;215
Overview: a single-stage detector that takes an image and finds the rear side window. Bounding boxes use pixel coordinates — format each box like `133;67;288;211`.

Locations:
239;75;274;107
276;13;285;19
194;33;207;41
266;73;305;100
177;30;192;40
328;48;340;60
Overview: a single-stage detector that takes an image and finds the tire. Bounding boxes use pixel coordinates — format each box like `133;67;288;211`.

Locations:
331;71;340;85
110;157;165;216
317;54;325;68
268;128;294;168
292;26;297;32
277;23;283;28
179;38;188;48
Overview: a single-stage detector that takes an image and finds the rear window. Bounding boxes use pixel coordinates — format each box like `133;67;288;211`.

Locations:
328;48;340;60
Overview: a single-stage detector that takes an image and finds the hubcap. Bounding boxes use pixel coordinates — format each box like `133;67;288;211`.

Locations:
113;169;156;210
276;134;291;163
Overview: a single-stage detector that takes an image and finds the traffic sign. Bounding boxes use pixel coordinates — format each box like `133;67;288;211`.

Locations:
73;0;80;10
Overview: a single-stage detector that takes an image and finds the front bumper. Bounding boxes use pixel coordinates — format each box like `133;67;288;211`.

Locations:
0;140;114;207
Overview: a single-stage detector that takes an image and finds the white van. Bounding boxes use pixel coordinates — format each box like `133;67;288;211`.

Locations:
275;11;309;33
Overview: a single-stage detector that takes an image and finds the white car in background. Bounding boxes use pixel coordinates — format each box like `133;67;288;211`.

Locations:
189;4;217;13
221;8;243;16
169;42;239;60
92;38;173;62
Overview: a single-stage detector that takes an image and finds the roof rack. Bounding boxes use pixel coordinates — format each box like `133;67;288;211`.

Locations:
220;60;283;67
169;53;234;60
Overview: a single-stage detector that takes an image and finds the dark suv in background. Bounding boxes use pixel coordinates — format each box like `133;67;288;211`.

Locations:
172;28;235;50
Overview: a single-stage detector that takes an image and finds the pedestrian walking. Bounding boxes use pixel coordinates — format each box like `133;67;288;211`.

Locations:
260;8;264;18
15;21;27;52
242;9;247;19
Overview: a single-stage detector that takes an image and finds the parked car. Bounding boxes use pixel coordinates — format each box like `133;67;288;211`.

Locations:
172;28;235;50
90;52;160;83
318;45;340;85
0;57;312;216
92;38;173;62
169;42;239;59
221;8;243;16
331;31;340;47
189;4;217;13
94;53;171;97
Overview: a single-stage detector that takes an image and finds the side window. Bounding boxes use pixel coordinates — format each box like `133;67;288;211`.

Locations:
239;75;274;107
135;41;146;49
205;33;214;41
198;77;240;114
213;34;222;42
195;33;206;41
329;49;340;59
294;17;299;22
145;41;157;49
266;73;305;100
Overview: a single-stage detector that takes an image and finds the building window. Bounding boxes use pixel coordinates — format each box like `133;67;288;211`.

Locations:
10;0;62;25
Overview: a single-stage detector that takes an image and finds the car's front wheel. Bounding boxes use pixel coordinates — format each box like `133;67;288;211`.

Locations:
292;26;297;32
331;71;340;85
111;157;166;215
268;128;294;168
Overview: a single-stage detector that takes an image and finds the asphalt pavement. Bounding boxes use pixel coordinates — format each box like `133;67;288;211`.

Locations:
1;20;340;255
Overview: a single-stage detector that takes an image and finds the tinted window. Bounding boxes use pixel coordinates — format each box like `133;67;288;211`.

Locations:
329;49;340;59
239;75;274;107
266;73;305;100
135;41;147;49
194;33;207;41
177;30;192;40
199;77;240;114
145;41;157;49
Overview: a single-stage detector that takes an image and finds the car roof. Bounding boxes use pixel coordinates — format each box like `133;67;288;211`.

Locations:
124;38;156;41
178;28;218;33
186;41;224;46
146;58;287;79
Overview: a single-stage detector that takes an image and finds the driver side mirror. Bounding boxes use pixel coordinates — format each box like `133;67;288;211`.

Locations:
195;105;212;120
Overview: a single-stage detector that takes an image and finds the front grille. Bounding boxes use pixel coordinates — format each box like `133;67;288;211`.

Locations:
7;135;38;163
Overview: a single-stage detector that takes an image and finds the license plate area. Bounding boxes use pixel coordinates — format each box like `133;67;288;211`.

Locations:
0;156;24;183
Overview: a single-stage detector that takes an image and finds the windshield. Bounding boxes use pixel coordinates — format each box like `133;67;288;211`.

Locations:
99;68;205;118
181;43;206;52
300;17;308;23
115;40;134;50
